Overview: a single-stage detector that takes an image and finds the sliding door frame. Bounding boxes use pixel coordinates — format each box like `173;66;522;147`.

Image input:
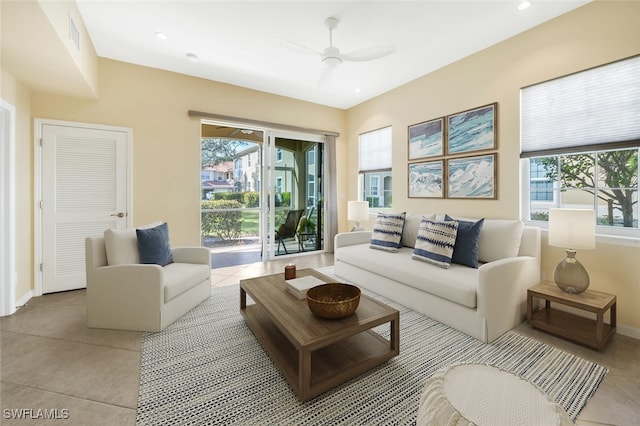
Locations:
263;129;326;260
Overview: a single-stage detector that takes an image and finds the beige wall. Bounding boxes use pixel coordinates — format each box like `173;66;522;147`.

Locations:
38;0;99;96
30;59;346;250
347;1;640;332
1;69;33;303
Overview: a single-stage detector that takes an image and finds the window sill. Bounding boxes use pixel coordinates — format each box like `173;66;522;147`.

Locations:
539;228;640;248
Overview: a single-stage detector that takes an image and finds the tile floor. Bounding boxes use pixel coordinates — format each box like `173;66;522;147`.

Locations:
1;252;638;425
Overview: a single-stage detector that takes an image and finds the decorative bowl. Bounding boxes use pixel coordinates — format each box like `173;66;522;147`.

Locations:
306;283;361;320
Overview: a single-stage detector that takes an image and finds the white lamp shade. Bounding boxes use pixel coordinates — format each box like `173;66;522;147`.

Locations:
548;208;595;250
347;201;369;222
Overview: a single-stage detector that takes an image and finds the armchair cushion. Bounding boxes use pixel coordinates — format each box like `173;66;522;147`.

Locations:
137;222;174;266
104;221;162;266
163;263;211;302
104;228;140;265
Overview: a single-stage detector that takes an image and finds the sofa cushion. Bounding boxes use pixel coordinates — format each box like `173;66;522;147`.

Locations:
445;215;484;268
137;222;174;266
336;244;478;308
163;263;211;302
370;212;406;252
401;213;436;248
104;221;162;266
412;219;459;269
478;220;524;263
445;216;524;263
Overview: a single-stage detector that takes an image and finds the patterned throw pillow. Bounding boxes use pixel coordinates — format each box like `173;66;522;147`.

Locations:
370;212;406;252
412;219;459;269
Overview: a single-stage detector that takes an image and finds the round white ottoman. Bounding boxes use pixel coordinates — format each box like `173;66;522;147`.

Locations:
417;363;574;426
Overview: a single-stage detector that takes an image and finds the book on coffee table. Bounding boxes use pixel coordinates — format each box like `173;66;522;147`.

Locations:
285;275;325;299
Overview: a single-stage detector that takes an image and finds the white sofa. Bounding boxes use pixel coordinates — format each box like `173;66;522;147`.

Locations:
334;214;541;343
85;234;211;332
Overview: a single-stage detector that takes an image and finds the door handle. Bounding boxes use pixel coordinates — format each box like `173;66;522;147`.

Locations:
110;212;125;218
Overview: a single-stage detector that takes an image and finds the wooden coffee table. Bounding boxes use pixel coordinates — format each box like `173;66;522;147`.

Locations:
240;268;400;401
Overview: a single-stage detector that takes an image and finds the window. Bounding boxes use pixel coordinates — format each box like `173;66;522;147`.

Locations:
359;126;392;209
529;158;554;202
521;55;640;238
306;148;316;207
234;159;242;179
276;148;283;162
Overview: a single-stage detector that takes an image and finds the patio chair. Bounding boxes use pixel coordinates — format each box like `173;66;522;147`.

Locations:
276;209;305;254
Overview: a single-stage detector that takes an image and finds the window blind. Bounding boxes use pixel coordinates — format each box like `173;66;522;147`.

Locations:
521;55;640;158
359;126;392;171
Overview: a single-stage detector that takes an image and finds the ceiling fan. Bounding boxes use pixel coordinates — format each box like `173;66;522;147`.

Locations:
280;16;396;87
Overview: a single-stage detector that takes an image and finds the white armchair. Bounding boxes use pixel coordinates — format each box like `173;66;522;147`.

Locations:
85;235;211;332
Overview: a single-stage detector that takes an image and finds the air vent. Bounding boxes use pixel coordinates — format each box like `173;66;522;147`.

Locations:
69;14;80;52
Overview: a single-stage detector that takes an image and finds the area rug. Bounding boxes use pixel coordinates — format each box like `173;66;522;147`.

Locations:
136;283;607;425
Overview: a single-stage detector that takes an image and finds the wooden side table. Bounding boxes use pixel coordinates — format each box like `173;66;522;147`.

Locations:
527;281;616;350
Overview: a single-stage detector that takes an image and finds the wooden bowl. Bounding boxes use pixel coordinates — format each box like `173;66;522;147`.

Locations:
306;283;361;320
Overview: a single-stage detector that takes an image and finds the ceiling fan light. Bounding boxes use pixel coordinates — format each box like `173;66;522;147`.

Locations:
322;56;342;68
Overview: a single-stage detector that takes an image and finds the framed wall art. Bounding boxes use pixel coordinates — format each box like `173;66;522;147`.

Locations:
446;103;497;156
408;160;444;198
446;154;497;199
408;117;444;160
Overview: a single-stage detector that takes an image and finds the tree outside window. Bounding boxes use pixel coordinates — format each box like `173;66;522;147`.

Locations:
529;148;638;229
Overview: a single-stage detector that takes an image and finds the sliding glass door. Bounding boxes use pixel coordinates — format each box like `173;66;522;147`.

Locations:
200;123;325;266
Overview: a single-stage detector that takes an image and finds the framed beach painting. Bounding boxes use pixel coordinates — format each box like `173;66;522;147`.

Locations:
408;160;444;198
446;154;497;199
408;117;444;160
446;103;497;156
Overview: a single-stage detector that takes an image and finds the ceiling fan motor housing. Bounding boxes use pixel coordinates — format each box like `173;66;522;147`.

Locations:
322;46;342;67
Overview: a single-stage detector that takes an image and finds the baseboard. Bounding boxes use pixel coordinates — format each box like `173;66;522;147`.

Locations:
617;324;640;340
16;289;33;309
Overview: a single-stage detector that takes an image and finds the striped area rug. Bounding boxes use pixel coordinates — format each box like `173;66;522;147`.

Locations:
137;284;607;425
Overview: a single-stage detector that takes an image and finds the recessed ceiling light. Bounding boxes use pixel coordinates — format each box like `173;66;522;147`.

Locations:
186;52;199;63
155;31;168;41
518;1;531;10
354;88;361;94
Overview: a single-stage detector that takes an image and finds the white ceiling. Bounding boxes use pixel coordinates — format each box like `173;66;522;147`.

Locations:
76;0;589;109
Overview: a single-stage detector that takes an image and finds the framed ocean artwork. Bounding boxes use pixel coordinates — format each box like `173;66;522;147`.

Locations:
446;103;497;156
446;154;497;199
408;117;444;160
408;160;444;198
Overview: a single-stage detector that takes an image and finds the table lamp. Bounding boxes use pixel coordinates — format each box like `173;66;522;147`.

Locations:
348;201;369;232
548;208;595;294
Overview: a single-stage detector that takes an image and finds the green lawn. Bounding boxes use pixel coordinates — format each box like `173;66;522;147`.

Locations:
240;210;260;236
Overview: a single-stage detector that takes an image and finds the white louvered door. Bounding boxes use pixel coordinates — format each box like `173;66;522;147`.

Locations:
41;123;129;293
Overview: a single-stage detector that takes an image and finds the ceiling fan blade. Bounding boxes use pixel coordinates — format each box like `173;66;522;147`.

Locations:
277;37;321;57
340;45;396;62
317;66;333;88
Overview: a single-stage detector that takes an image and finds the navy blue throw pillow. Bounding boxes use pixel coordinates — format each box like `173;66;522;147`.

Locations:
444;215;484;268
136;222;174;266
